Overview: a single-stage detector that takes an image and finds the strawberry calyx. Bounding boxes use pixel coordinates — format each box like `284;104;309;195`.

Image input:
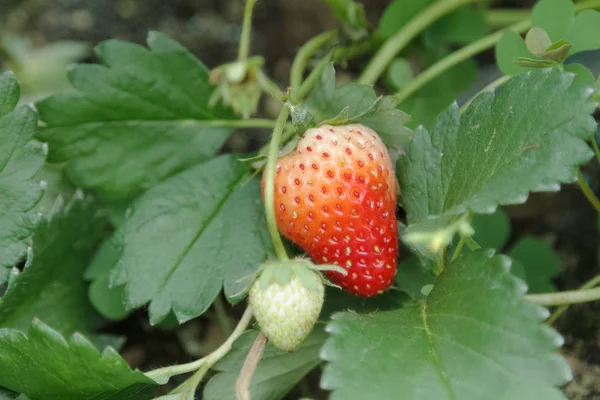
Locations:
256;258;347;292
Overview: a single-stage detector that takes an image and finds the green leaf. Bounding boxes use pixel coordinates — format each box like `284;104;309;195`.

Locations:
566;10;600;54
564;63;596;87
322;0;368;40
471;208;511;250
35;31;234;200
86;239;130;321
386;58;413;89
0;387;19;400
0;72;45;268
204;328;325;400
320;286;408;320
526;27;553;57
0;320;157;400
496;31;537;76
400;59;477;128
395;256;436;300
426;7;489;45
95;155;272;324
321;250;571;400
0;196;107;336
509;237;561;293
531;0;575;42
398;69;597;226
305;64;412;149
379;0;433;38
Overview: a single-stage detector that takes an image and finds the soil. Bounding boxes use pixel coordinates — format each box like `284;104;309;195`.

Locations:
1;0;599;399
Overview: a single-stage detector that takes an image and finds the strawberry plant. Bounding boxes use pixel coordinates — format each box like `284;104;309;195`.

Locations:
1;0;600;399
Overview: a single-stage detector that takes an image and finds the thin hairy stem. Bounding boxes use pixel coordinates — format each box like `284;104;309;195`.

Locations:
145;306;254;383
290;30;338;94
238;0;258;61
526;287;600;306
578;169;600;213
264;105;292;261
547;275;600;324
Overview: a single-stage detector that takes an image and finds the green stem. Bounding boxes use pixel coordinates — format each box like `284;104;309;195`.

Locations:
238;0;258;61
170;364;210;397
294;50;335;103
575;0;600;12
145;306;254;383
460;75;511;113
333;35;381;62
547;274;600;325
265;105;292;261
485;9;529;28
577;169;600;213
394;19;530;104
525;286;600;306
255;69;287;103
213;295;233;337
591;136;600;165
358;0;482;85
392;0;600;104
290;30;338;95
450;236;467;262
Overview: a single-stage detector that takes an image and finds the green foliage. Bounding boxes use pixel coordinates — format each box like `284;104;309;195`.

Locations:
470;208;562;294
304;64;412;149
321;250;570;400
398;69;596;225
0;196;107;337
0;72;45;268
471;209;510;250
204;328;325;399
0;320;156;400
399;59;477;128
496;0;600;76
35;32;234;200
509;237;561;294
91;155;272;324
322;0;368;40
394;256;436;300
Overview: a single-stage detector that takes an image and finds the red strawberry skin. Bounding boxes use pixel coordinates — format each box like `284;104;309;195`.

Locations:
262;124;398;297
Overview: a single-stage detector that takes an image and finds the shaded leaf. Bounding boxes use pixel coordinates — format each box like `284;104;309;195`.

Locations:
509;237;561;293
321;250;571;400
395;256;436;300
471;208;511;250
0;72;45;268
0;320;157;400
36;32;233;200
95;155;272;324
0;196;107;337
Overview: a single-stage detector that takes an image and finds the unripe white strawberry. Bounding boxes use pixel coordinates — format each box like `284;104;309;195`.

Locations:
249;261;326;352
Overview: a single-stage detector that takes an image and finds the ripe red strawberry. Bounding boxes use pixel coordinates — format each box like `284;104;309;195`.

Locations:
262;123;398;297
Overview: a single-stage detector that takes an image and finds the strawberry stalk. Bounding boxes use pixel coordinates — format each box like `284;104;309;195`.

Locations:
238;0;257;62
264;104;292;261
